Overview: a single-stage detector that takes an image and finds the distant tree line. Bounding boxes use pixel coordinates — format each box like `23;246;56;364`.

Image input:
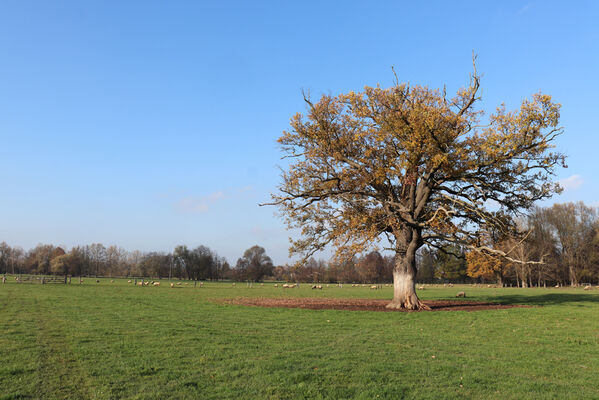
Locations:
0;242;232;280
1;202;597;285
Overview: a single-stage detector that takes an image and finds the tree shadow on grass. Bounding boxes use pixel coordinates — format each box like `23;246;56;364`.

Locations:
484;292;599;306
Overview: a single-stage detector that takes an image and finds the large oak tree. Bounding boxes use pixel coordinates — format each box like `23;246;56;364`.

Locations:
270;64;564;309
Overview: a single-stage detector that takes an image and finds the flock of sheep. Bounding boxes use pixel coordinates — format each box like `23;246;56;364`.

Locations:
125;279;205;288
24;278;597;295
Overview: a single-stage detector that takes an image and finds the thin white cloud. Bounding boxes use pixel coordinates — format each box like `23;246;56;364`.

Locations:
237;185;254;193
517;3;533;15
174;191;227;214
558;175;584;191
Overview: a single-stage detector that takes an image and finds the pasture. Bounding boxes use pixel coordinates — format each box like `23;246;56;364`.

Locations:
1;279;599;399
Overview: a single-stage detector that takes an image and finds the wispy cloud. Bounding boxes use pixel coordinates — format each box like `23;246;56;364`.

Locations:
174;191;226;214
517;3;533;15
558;174;584;191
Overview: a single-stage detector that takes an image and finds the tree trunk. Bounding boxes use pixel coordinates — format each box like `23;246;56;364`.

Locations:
496;273;503;287
386;252;429;310
569;265;578;287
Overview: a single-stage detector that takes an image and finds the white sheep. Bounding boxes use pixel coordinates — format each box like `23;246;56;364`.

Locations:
456;291;466;298
153;282;160;286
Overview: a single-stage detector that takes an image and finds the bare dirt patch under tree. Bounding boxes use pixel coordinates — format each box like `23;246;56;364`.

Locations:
222;297;528;312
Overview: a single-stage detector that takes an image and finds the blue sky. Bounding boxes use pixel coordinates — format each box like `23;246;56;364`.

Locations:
0;1;597;264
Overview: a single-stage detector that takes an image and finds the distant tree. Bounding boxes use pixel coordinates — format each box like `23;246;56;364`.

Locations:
435;244;467;282
235;246;274;282
26;244;55;274
106;246;128;277
544;202;597;286
358;251;386;283
416;247;436;281
88;243;106;277
139;252;171;278
0;242;10;274
269;61;564;308
8;246;24;274
50;254;71;275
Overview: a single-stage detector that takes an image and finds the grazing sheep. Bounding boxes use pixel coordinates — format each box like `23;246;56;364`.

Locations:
370;285;378;290
312;285;317;289
282;284;290;288
418;286;425;290
584;285;591;291
138;282;143;286
232;283;236;286
456;291;466;298
127;280;132;283
153;282;160;286
176;282;182;286
274;284;278;288
110;280;114;283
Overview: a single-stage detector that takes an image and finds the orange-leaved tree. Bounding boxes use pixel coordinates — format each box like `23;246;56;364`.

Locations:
268;62;564;309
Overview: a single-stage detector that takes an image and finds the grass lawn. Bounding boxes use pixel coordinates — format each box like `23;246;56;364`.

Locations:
1;279;599;399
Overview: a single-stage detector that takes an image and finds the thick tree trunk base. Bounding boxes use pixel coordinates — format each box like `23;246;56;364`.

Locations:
385;299;431;311
387;269;430;310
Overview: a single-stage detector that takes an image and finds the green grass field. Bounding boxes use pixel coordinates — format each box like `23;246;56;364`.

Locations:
1;278;599;399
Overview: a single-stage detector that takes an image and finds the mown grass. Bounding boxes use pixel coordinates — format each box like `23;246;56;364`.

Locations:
1;278;599;399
